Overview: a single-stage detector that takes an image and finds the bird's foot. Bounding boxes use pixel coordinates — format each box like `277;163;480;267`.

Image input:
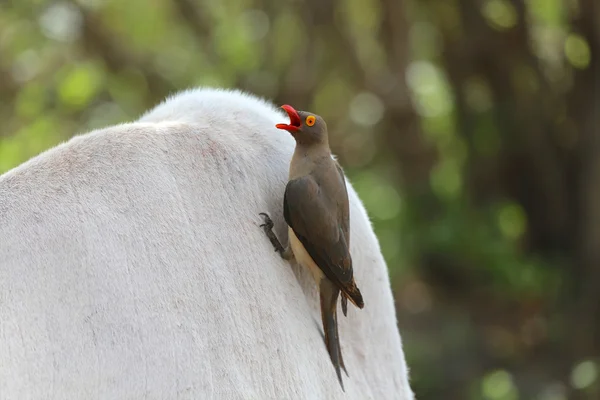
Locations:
259;213;285;254
259;212;274;230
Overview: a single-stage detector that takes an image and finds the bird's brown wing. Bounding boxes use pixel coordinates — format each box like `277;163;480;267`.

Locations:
284;176;353;287
333;161;351;316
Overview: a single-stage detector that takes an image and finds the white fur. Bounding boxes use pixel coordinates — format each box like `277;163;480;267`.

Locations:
0;87;414;399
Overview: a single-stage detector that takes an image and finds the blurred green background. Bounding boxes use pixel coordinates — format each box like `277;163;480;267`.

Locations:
0;0;598;398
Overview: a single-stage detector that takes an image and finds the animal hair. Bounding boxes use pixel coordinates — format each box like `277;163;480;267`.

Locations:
0;87;414;399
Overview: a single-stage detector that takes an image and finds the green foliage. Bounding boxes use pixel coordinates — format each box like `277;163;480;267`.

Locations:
564;33;591;69
57;61;106;109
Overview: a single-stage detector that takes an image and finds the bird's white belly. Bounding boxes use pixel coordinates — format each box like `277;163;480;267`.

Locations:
288;227;325;283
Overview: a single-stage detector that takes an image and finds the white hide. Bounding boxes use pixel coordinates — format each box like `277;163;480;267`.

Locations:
0;88;414;399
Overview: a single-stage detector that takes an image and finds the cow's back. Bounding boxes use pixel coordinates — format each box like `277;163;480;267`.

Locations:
0;88;413;399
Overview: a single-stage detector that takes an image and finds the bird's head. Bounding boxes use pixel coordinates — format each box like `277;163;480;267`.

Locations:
276;104;328;145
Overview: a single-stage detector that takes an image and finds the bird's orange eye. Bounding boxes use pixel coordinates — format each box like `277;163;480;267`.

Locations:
306;115;316;126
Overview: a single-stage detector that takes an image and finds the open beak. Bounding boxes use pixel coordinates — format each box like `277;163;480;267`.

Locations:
276;104;301;132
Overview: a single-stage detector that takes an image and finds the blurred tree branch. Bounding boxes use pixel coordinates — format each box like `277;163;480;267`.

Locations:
74;2;173;106
565;0;600;392
171;0;219;66
0;63;17;99
379;0;437;194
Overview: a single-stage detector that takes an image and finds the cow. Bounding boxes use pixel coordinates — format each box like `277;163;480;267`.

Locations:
0;88;414;399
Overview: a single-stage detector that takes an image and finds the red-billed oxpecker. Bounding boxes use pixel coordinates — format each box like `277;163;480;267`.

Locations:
260;104;364;390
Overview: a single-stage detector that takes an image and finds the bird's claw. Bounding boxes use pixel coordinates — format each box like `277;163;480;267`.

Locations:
259;212;274;230
259;212;285;254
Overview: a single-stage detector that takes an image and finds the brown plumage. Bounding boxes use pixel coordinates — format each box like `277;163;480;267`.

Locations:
272;104;364;390
283;168;364;310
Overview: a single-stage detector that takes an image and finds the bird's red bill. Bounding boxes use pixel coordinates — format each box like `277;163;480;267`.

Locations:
276;104;301;132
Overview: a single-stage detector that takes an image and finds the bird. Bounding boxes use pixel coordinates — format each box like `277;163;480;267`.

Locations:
259;104;364;390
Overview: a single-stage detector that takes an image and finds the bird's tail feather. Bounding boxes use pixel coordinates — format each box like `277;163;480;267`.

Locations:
335;306;349;378
341;280;364;311
320;280;345;391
